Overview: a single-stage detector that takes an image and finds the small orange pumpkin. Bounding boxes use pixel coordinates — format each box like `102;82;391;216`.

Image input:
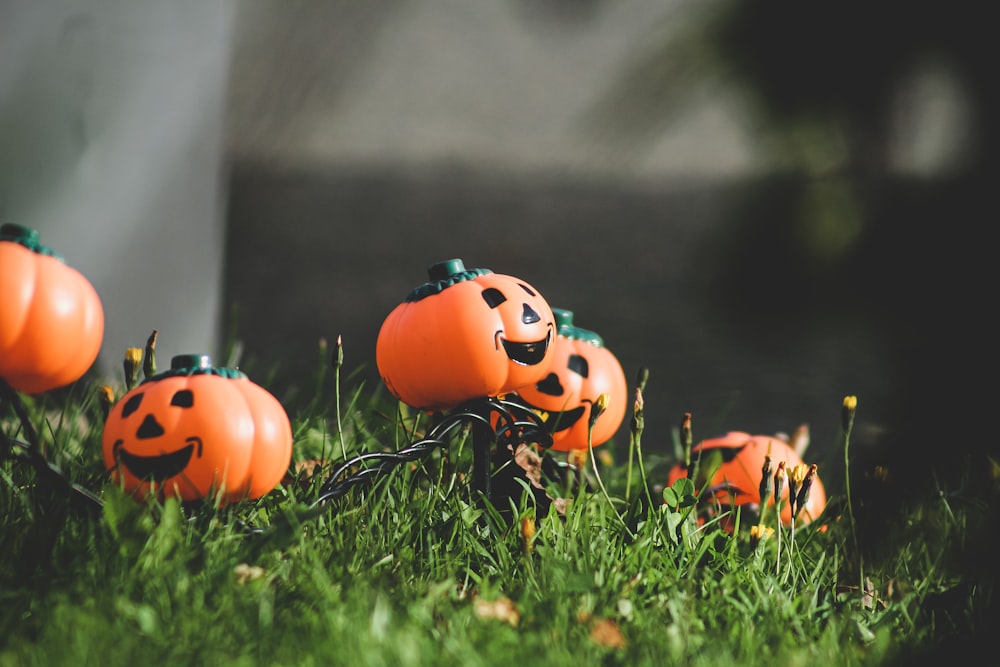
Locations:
507;309;627;451
0;223;104;394
375;259;556;411
102;354;293;506
665;431;827;526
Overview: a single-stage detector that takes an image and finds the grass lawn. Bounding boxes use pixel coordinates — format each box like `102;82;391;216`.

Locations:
1;341;996;666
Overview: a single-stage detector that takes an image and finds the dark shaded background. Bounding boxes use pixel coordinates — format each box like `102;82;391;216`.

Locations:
705;0;997;499
224;1;997;504
224;164;893;487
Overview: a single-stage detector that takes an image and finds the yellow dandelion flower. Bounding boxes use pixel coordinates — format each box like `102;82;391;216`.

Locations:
750;524;774;543
568;447;589;469
123;347;143;390
589;392;610;427
789;463;809;485
520;514;536;555
842;395;858;433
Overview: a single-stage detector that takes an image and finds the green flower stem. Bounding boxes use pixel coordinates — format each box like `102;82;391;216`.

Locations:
588;422;635;539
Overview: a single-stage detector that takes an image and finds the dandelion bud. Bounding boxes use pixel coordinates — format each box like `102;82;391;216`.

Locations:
98;385;114;422
332;334;344;369
681;412;693;467
759;441;774;505
590;392;610;428
142;330;158;379
630;387;645;436
123;347;142;391
773;460;786;506
841;395;858;434
787;464;808;518
795;464;818;520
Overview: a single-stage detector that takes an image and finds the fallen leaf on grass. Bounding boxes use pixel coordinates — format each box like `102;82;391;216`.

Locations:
590;618;626;649
474;596;520;627
234;563;265;585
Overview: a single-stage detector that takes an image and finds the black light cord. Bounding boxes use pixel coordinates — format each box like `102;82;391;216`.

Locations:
312;396;552;508
2;384;555;531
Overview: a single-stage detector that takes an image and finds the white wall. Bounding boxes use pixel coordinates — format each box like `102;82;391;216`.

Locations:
226;0;757;181
0;0;235;384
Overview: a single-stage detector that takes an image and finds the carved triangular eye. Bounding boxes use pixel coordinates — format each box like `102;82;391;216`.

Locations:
121;392;144;418
481;287;507;308
567;354;589;378
170;389;194;408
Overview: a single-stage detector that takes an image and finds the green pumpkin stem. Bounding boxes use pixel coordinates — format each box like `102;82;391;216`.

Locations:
0;223;64;260
405;258;493;302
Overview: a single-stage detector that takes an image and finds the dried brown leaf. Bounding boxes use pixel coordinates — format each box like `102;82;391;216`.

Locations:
474;596;520;627
590;618;626;649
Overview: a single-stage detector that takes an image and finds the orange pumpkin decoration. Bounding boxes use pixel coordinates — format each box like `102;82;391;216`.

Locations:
506;309;627;451
665;431;827;526
102;354;293;506
376;259;556;411
0;223;104;394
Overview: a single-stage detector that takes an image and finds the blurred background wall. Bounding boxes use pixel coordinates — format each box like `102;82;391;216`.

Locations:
3;0;993;498
223;0;975;476
0;0;235;378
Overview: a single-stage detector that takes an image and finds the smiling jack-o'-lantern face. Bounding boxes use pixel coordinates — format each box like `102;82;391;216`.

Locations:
666;431;827;527
507;309;627;451
102;354;293;506
376;259;556;411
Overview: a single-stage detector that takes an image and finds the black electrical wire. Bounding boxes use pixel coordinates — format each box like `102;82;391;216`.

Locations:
2;383;556;532
311;396;552;508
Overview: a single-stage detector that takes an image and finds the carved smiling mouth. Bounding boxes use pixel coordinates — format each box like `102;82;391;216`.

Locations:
113;437;202;481
499;327;553;366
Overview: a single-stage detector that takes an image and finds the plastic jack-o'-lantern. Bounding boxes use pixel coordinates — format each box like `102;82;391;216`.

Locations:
0;223;104;394
376;259;556;411
102;354;293;506
666;431;827;527
506;309;627;451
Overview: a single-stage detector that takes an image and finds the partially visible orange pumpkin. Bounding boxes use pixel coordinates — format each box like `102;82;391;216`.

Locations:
507;309;627;451
102;354;293;506
665;431;827;526
0;223;104;394
376;259;556;411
